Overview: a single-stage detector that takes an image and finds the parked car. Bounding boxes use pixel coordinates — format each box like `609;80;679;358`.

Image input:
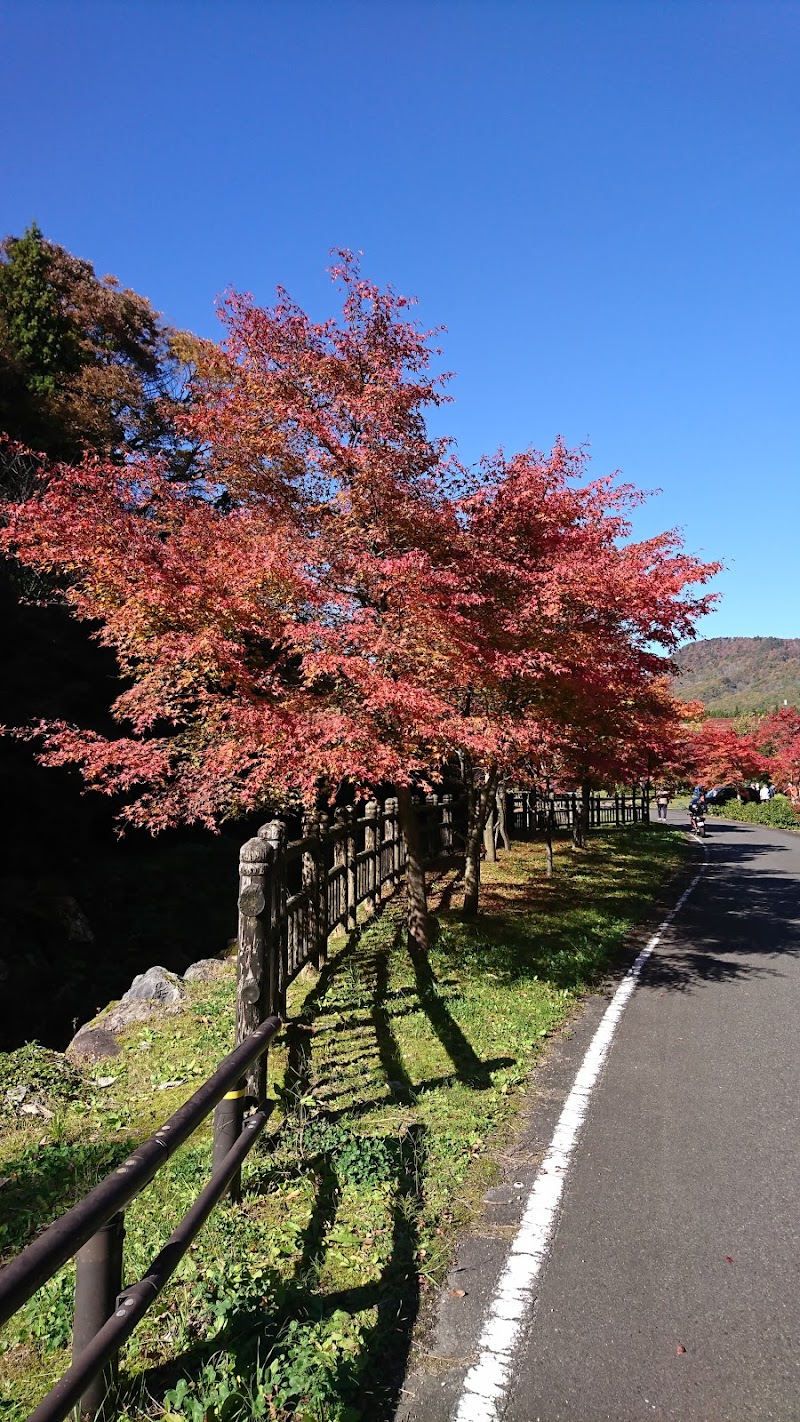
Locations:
705;785;735;805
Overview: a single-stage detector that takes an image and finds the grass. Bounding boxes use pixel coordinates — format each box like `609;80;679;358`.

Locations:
0;824;688;1422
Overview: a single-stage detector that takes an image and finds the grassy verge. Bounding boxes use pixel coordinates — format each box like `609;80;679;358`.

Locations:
0;825;687;1422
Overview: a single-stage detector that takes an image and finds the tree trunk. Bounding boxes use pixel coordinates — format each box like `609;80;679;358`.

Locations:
462;765;499;919
483;808;497;862
396;783;432;953
572;780;590;849
544;794;555;878
495;782;511;851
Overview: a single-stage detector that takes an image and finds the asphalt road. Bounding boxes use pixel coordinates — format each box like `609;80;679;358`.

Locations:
400;816;800;1422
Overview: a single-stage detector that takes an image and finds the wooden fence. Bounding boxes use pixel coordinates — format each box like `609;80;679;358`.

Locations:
507;787;649;835
236;787;649;1090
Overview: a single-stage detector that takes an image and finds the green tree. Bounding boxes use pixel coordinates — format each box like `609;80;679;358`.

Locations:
0;221;81;397
0;223;200;472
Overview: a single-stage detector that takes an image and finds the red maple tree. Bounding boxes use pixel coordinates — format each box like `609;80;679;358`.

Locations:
451;444;718;905
3;257;485;949
3;256;721;943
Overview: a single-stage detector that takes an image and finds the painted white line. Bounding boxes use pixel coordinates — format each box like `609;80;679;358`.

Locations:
454;863;707;1422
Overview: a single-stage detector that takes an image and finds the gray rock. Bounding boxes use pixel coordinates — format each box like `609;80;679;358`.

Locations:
100;999;167;1033
121;966;186;1006
67;1028;122;1064
183;958;224;983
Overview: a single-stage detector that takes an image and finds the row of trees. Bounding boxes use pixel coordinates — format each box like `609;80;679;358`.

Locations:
2;251;719;949
683;707;800;798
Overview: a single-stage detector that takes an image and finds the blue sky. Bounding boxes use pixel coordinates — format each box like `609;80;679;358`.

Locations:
2;0;798;640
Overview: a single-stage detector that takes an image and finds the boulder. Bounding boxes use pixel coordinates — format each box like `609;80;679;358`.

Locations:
121;966;186;1006
67;981;185;1059
67;1027;122;1064
183;958;224;983
98;999;166;1033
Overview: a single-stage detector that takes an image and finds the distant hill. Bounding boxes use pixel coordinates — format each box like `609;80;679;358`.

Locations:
672;637;800;716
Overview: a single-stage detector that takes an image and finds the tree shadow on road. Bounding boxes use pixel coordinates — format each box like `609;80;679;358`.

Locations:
639;841;800;993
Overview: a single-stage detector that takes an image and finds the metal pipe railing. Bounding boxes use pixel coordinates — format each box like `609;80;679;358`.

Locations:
26;1101;274;1422
0;1014;281;1328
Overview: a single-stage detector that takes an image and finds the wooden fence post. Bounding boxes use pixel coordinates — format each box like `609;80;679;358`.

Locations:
346;806;357;933
386;796;400;884
442;793;453;852
302;812;320;969
236;836;272;1102
317;810;329;965
72;1211;125;1419
426;793;439;859
333;807;347;931
259;820;287;1019
365;799;379;915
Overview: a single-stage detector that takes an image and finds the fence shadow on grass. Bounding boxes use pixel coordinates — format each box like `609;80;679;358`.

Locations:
135;1125;427;1422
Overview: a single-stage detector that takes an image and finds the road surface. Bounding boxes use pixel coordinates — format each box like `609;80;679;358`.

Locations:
399;816;800;1422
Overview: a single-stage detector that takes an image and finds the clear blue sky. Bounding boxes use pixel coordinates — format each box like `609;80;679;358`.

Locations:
2;0;798;640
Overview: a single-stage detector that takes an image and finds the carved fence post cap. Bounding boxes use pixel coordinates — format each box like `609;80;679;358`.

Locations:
365;799;379;817
240;836;271;867
258;819;286;848
333;805;348;823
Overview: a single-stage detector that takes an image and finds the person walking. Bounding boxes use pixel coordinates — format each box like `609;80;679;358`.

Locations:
656;787;670;822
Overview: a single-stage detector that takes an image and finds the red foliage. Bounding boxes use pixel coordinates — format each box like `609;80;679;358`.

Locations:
456;444;719;791
688;718;769;788
2;255;720;837
755;708;800;797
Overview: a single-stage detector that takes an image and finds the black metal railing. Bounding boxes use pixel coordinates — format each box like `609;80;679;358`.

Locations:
0;1015;281;1422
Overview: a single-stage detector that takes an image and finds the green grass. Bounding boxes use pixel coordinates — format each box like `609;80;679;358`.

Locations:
0;825;688;1422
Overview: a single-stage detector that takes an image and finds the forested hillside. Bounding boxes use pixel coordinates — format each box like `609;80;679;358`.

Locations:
672;637;800;715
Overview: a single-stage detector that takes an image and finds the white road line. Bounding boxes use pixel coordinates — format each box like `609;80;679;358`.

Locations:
454;863;707;1422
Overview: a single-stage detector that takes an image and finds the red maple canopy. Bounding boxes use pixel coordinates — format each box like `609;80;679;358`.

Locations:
3;255;721;935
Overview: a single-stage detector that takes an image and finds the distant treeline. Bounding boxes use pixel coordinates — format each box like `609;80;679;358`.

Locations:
672;636;800;716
